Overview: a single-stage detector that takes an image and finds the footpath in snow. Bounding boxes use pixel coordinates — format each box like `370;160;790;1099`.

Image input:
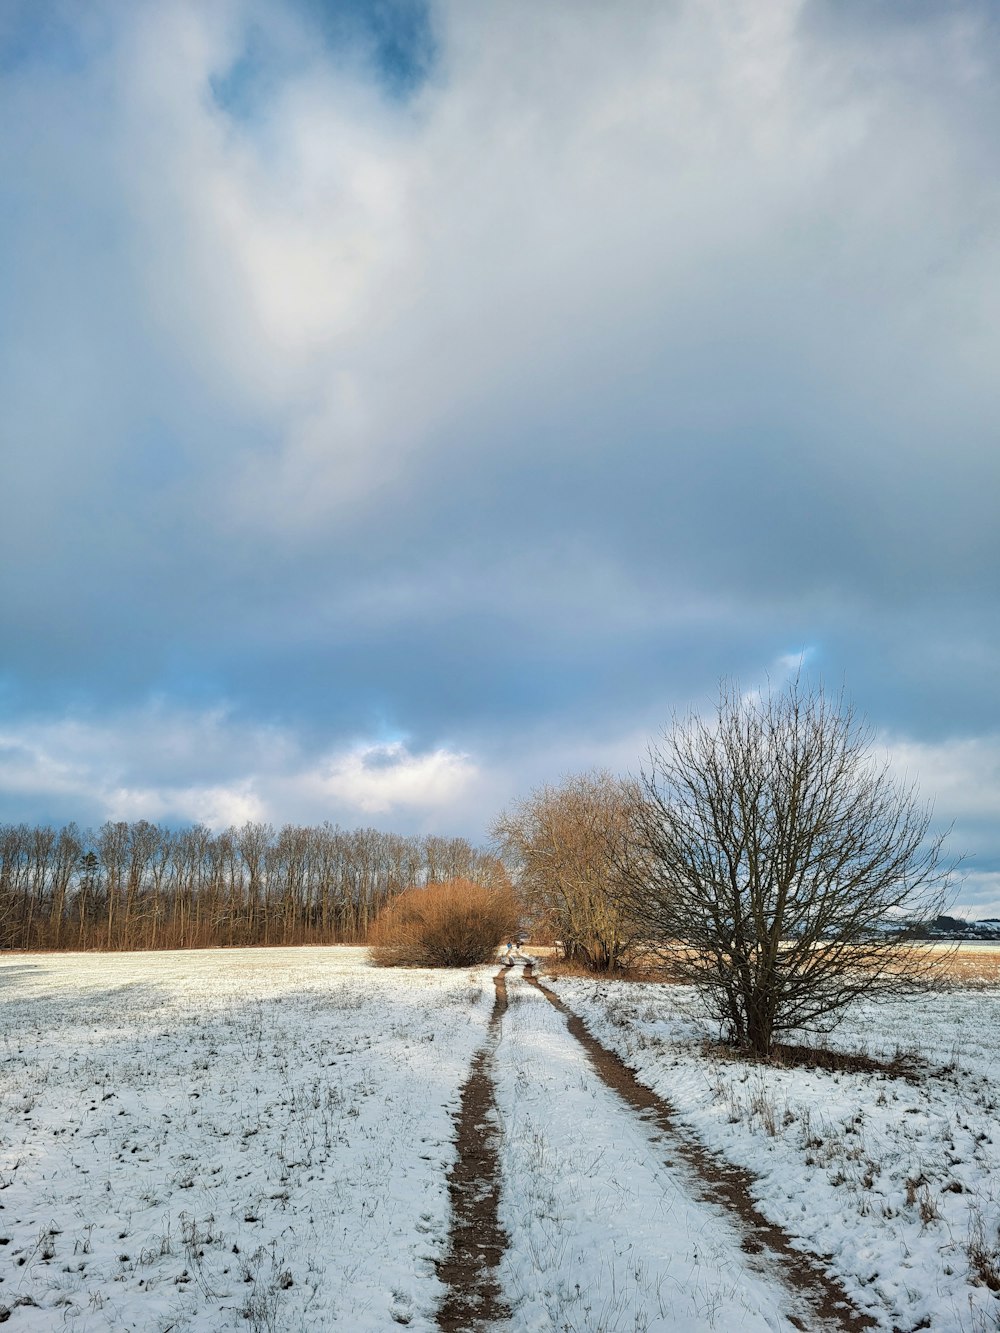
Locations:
491;967;811;1332
548;972;1000;1333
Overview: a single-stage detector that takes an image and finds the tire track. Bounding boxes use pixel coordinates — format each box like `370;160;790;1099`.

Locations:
435;969;510;1332
523;966;875;1333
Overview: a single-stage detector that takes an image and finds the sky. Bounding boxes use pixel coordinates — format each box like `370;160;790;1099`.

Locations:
1;0;999;915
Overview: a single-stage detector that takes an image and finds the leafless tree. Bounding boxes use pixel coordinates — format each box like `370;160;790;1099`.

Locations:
619;681;955;1056
492;770;641;971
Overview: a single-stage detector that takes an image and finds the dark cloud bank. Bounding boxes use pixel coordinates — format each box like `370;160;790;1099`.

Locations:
1;0;998;912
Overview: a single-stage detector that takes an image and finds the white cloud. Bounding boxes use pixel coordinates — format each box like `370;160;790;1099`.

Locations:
86;0;1000;538
103;782;267;830
775;647;815;674
883;733;1000;823
881;732;1000;915
0;707;479;831
952;872;1000;921
302;740;475;815
113;0;422;515
0;695;657;839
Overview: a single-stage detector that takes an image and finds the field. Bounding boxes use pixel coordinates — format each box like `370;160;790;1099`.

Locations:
0;949;493;1330
551;955;1000;1333
0;947;997;1331
917;943;1000;988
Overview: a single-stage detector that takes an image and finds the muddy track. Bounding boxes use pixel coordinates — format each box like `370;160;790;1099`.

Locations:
435;970;510;1332
523;966;875;1333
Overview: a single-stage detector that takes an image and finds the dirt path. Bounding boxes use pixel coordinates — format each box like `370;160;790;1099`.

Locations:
435;965;876;1331
523;966;875;1333
435;970;511;1332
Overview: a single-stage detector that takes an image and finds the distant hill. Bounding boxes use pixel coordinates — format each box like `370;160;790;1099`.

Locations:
910;914;1000;941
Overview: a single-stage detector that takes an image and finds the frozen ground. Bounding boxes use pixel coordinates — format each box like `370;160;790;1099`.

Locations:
548;972;1000;1333
0;947;493;1331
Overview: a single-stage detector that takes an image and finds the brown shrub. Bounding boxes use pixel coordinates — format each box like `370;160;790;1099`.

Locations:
369;879;522;968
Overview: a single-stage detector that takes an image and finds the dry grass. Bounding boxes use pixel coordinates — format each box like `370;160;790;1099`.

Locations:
967;1208;1000;1292
535;941;692;982
540;955;687;983
698;1036;924;1080
913;944;1000;987
539;942;1000;990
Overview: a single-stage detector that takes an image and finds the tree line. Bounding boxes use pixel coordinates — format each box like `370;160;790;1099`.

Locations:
0;820;508;952
0;679;958;1059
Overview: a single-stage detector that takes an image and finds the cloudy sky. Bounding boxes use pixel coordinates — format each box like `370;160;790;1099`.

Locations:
2;0;999;913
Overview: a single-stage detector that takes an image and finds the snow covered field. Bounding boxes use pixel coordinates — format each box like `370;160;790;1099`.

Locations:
549;970;1000;1333
2;947;998;1333
0;948;493;1330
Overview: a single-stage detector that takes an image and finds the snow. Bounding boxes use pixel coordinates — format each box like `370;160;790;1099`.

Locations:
0;947;493;1330
493;970;800;1331
2;946;997;1333
548;972;1000;1333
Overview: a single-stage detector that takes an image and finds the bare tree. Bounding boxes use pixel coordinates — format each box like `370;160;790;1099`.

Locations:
620;681;955;1056
493;770;640;971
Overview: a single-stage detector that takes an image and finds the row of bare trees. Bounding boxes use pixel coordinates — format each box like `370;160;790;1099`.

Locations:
0;821;508;952
0;680;955;1056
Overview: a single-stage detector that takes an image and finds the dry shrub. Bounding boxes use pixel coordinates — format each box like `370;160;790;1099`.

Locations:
369;879;522;968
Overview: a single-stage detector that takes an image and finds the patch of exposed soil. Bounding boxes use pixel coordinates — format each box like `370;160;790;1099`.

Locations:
769;1041;922;1082
435;971;510;1332
697;1035;924;1082
524;966;876;1333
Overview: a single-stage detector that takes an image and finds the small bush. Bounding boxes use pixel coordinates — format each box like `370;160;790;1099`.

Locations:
369;879;521;968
